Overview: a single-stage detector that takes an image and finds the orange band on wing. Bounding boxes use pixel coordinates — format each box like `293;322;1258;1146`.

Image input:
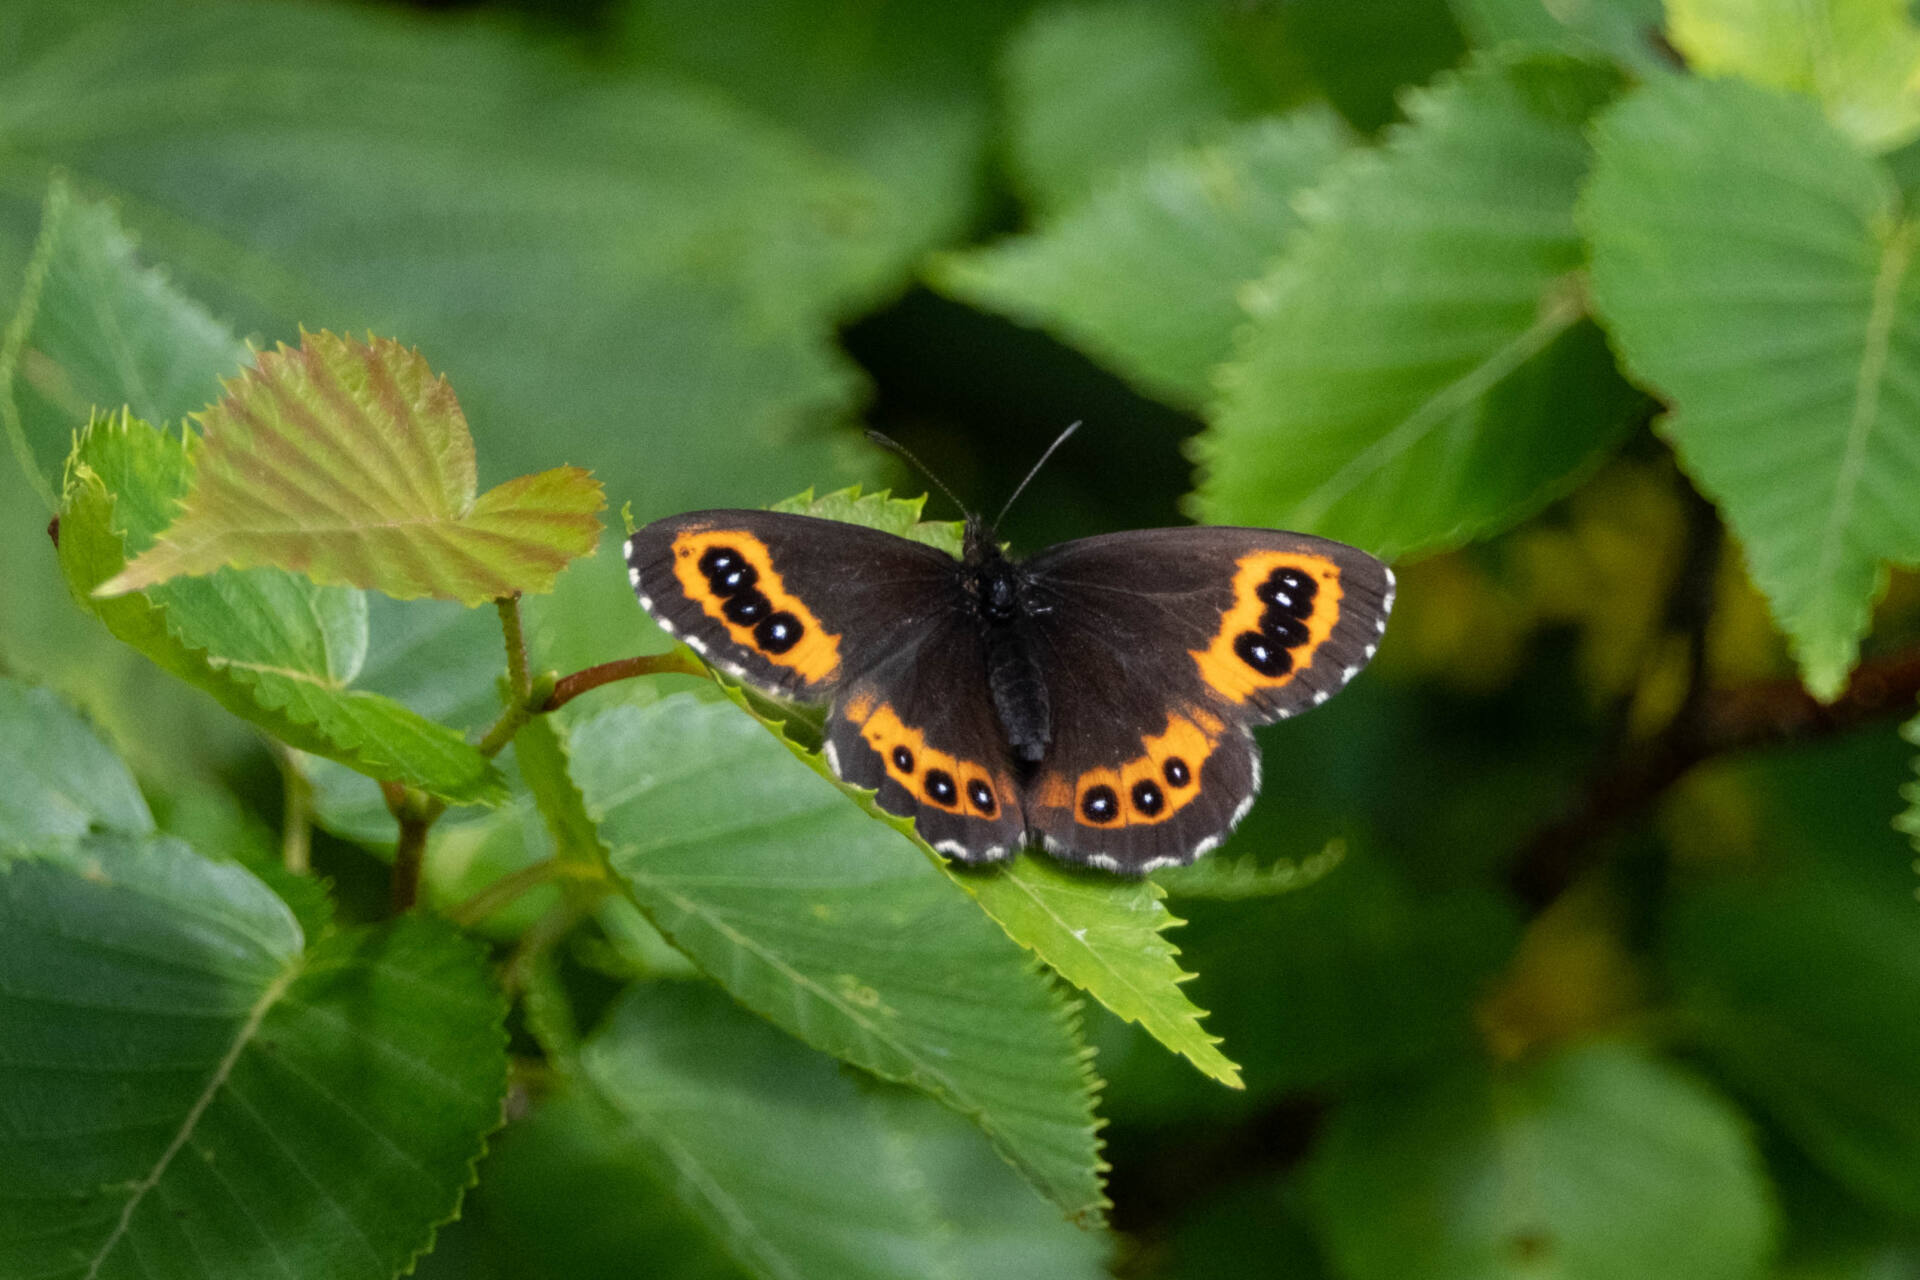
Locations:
669;528;841;684
1038;710;1224;828
1191;551;1344;705
843;698;1008;819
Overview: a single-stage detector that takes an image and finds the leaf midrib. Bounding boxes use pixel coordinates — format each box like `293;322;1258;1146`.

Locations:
1812;217;1913;603
1287;276;1587;527
84;953;306;1278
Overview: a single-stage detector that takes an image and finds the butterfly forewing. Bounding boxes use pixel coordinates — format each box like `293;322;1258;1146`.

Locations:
625;510;956;700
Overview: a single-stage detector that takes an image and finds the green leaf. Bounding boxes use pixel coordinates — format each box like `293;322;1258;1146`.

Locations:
0;675;152;842
1284;0;1470;135
1197;52;1640;558
582;983;953;1280
959;864;1243;1090
0;832;508;1280
770;485;966;552
1668;0;1920;153
1667;868;1920;1223
0;178;248;508
613;0;1026;282
1310;1041;1778;1280
1;0;898;519
461;983;1110;1280
999;1;1300;216
1450;0;1669;73
1582;75;1920;699
99;331;604;604
58;413;505;804
569;695;1108;1221
933;110;1350;409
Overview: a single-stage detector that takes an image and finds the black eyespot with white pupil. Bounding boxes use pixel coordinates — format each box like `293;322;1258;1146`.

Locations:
1234;630;1291;676
967;780;996;815
754;612;803;653
723;590;771;624
925;769;957;805
1258;568;1317;618
1163;757;1191;787
700;546;754;592
1081;785;1119;824
1131;780;1165;816
891;745;914;773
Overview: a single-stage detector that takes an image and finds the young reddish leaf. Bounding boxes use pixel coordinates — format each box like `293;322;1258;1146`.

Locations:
98;331;605;605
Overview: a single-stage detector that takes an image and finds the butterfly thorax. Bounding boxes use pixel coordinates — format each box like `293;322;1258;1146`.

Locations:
962;520;1052;765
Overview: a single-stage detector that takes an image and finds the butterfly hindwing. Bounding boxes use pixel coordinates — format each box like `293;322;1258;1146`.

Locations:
625;510;957;700
826;634;1026;864
1017;528;1393;872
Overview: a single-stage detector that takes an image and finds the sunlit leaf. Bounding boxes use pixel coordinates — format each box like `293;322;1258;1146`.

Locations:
59;414;505;804
569;695;1108;1220
100;332;604;604
0;675;152;843
1197;52;1642;558
0;832;508;1280
1582;75;1920;698
1669;0;1920;152
1310;1041;1777;1280
934;110;1350;409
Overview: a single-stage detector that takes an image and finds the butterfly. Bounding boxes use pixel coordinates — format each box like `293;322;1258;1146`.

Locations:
624;447;1393;875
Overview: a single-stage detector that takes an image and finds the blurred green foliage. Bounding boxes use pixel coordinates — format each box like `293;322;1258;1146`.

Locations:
3;1;1920;1279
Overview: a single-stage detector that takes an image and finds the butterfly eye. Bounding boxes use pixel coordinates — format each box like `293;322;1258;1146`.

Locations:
891;745;915;773
1162;757;1192;788
1261;613;1311;649
924;769;957;805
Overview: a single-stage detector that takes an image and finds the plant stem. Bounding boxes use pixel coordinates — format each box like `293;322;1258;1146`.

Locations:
275;744;313;875
497;593;531;700
382;780;436;913
543;651;708;711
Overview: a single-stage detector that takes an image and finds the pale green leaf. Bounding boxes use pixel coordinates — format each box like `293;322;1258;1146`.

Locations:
1582;75;1920;698
1152;839;1348;900
1669;0;1920;152
0;832;508;1280
1197;52;1642;558
569;695;1108;1221
0;675;151;842
1668;868;1920;1222
0;177;248;508
58;413;505;804
1310;1041;1778;1280
933;110;1350;409
100;332;605;604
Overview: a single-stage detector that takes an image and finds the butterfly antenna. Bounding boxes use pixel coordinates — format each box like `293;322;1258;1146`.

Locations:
865;430;970;517
993;421;1080;529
